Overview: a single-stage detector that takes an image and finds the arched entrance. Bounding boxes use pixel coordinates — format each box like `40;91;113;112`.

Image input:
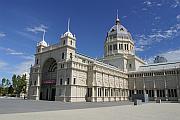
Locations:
40;58;57;101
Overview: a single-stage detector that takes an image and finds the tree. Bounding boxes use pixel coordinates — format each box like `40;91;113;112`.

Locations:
12;74;27;96
8;85;14;95
12;74;17;89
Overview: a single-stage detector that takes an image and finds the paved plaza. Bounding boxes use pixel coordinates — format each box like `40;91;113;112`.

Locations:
0;98;180;120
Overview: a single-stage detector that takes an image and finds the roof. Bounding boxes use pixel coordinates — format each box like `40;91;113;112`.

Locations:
107;19;133;41
137;61;180;71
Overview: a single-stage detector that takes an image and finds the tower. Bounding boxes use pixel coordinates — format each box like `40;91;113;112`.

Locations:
103;11;145;71
36;30;48;53
60;18;76;60
104;11;134;57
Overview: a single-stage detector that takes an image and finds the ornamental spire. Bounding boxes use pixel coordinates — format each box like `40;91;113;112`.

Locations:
68;18;70;32
42;29;46;41
116;9;120;25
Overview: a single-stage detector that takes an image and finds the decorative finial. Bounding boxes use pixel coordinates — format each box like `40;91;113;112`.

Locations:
116;9;120;25
68;18;70;32
117;9;119;20
43;29;46;41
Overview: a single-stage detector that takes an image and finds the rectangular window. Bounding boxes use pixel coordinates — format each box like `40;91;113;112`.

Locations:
121;44;123;50
61;64;64;68
73;78;76;84
109;45;112;51
113;44;117;50
87;88;92;97
124;44;126;50
62;52;65;59
127;44;129;50
60;79;63;85
36;59;39;64
67;78;70;85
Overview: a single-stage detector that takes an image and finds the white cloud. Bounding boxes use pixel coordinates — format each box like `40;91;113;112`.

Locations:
13;56;34;75
0;54;34;75
0;60;8;70
147;49;180;63
142;8;148;11
157;3;162;6
155;16;161;20
0;47;24;55
171;0;180;8
135;23;180;51
135;47;144;52
177;14;180;21
16;31;38;42
26;24;47;33
0;32;6;38
160;49;180;62
144;1;152;6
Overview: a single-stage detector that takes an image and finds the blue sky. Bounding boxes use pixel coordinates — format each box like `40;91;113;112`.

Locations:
0;0;180;81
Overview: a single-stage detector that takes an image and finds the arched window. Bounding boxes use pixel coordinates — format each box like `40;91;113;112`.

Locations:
70;40;72;45
70;53;72;59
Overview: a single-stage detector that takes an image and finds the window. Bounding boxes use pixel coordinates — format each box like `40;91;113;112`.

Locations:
60;79;62;85
70;53;72;60
105;89;108;97
38;48;40;52
124;44;126;50
70;40;72;45
62;52;65;59
129;64;132;69
111;29;115;32
73;78;76;84
109;45;112;51
34;81;36;85
63;40;65;45
67;78;70;85
82;59;85;63
168;89;177;97
111;89;113;96
127;44;129;50
61;64;64;68
36;59;39;64
87;88;92;97
113;44;117;50
98;88;102;97
120;44;123;50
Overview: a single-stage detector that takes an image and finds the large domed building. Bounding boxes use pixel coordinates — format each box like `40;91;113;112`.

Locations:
28;15;180;102
103;16;145;72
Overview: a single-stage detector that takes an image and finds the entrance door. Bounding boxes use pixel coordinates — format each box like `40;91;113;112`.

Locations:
51;88;56;101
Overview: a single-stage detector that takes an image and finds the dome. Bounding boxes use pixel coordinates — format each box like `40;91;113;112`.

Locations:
61;31;76;39
107;19;133;40
37;40;48;47
154;56;168;63
63;31;74;37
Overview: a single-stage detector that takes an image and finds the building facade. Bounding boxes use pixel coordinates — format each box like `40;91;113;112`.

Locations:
128;62;180;101
28;16;180;102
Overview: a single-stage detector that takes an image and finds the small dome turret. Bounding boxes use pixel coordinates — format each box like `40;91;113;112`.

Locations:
37;40;48;47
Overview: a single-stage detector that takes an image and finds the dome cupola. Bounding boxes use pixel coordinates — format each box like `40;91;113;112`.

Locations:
104;12;135;57
37;30;48;47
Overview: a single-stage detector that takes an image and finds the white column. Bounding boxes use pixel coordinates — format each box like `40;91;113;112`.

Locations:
153;80;157;101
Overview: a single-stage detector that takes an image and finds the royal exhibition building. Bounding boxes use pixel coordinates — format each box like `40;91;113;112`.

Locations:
28;16;180;102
